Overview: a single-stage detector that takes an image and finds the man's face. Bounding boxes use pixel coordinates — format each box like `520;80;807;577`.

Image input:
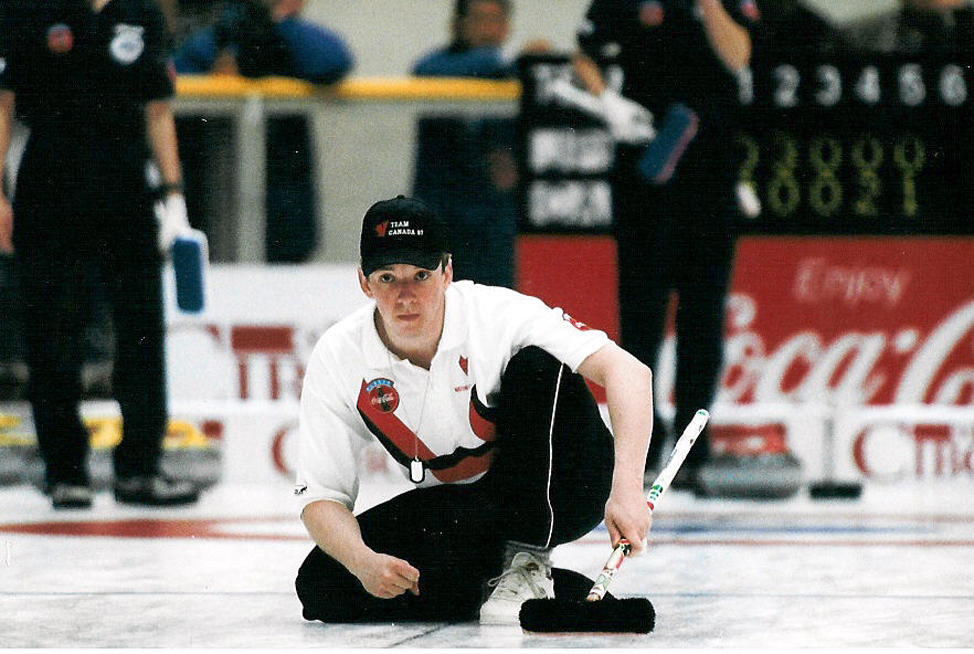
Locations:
459;0;510;48
904;0;966;11
359;261;452;344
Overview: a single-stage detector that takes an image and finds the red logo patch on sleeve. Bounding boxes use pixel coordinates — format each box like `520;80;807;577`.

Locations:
563;312;592;331
638;1;665;28
739;0;761;21
46;24;74;55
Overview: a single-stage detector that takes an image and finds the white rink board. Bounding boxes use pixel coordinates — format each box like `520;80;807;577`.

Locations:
6;265;973;490
162;263;368;404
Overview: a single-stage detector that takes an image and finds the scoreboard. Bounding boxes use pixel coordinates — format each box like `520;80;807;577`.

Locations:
741;53;974;235
519;53;974;235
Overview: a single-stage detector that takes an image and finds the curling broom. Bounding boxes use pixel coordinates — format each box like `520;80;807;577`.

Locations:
519;409;710;634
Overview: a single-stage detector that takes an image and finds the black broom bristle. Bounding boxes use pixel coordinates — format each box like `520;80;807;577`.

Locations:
519;597;656;634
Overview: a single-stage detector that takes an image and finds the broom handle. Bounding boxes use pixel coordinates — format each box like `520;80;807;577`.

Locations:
585;409;710;602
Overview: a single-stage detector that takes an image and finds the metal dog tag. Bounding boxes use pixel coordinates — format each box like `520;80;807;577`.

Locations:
410;459;425;484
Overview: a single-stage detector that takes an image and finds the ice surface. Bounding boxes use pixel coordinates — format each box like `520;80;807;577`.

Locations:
1;478;972;648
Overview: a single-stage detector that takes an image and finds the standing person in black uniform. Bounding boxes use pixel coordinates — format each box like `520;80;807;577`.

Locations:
0;0;200;509
573;0;762;492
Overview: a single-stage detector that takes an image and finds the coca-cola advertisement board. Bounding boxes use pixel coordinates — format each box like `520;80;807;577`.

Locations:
721;236;974;408
516;235;974;484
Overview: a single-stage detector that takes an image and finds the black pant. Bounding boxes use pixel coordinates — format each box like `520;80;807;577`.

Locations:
295;347;614;623
613;141;737;471
13;147;167;487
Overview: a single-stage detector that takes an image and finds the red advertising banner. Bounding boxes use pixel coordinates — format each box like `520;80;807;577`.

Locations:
723;236;974;408
517;235;974;409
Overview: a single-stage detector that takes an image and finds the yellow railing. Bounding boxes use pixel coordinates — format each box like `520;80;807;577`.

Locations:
170;76;522;263
175;75;521;101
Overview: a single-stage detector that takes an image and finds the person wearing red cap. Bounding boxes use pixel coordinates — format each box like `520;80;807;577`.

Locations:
293;195;656;625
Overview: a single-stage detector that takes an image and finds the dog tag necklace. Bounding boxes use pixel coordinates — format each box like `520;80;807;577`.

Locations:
388;348;430;484
409;371;433;483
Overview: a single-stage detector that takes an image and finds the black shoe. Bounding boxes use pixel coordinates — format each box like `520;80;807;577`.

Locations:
114;474;200;506
670;466;708;497
50;483;94;509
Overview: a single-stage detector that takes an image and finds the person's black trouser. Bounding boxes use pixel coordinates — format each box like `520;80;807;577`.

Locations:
13;137;167;488
296;346;614;622
613;139;738;472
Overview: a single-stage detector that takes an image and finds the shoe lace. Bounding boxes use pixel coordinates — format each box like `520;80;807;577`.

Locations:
486;555;549;599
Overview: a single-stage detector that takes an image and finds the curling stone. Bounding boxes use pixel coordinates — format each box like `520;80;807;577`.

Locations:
697;423;803;499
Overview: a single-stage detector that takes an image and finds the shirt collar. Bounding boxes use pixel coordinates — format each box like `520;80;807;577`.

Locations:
438;283;466;353
361;302;389;369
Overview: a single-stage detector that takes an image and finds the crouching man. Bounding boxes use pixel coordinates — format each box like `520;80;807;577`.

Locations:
294;195;654;624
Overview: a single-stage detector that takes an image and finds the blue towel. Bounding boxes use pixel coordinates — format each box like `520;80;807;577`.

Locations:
638;103;699;185
172;230;208;314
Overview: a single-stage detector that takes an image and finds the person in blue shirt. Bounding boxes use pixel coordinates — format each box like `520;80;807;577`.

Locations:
174;0;354;262
175;0;352;84
409;1;549;289
412;0;549;79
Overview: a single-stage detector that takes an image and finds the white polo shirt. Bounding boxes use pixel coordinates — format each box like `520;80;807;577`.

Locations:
294;280;610;513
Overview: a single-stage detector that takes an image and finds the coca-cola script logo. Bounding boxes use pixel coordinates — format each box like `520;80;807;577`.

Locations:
713;239;974;408
716;295;974;407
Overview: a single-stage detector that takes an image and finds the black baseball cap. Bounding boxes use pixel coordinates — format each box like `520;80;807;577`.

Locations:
360;195;450;276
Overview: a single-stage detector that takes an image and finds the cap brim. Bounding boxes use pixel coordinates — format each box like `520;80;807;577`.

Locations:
362;250;444;276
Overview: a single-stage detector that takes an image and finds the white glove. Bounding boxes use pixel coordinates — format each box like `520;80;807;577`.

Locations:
599;89;656;144
736;181;762;219
154;192;191;255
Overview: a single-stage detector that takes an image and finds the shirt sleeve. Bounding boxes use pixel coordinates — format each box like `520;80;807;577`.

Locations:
576;0;620;60
487;286;611;373
516;303;611;372
275;18;354;84
139;1;176;101
412;46;511;79
173;27;218;74
293;341;369;514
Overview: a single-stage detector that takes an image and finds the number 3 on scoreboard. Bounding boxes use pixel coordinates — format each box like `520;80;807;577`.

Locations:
855;66;881;105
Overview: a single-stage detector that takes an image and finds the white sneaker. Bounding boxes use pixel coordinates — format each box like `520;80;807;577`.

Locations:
479;551;554;625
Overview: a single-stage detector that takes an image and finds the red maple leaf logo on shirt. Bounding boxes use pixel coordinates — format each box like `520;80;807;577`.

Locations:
563;312;591;331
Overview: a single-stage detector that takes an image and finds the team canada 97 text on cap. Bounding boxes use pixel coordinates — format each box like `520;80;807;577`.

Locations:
360;195;450;276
